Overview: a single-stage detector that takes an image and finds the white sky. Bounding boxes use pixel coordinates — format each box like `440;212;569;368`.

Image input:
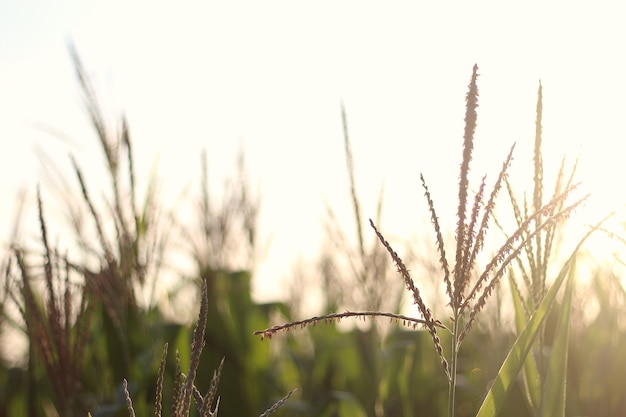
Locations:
2;1;626;304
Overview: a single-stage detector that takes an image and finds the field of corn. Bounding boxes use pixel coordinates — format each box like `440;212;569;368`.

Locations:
1;50;625;417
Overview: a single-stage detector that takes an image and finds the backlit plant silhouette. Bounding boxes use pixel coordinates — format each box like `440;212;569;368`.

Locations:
255;64;586;417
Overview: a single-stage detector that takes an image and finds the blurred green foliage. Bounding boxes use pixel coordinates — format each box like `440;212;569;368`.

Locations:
2;231;626;417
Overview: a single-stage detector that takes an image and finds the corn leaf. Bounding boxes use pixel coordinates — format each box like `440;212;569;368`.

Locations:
475;253;576;417
539;256;576;417
509;273;541;410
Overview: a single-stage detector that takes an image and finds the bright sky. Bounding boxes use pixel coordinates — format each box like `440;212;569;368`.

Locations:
2;1;625;305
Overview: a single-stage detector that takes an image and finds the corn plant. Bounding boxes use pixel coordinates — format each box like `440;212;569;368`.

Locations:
1;45;291;417
177;149;259;278
121;278;295;417
497;81;615;417
7;188;95;416
314;102;400;315
256;64;588;417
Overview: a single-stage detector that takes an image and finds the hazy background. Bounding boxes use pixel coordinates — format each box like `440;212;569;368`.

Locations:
2;1;625;303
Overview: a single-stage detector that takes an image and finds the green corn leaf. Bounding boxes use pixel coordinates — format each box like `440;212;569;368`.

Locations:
509;273;541;411
475;254;576;417
539;256;576;417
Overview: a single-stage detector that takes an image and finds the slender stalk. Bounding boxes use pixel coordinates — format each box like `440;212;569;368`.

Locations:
448;317;460;417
